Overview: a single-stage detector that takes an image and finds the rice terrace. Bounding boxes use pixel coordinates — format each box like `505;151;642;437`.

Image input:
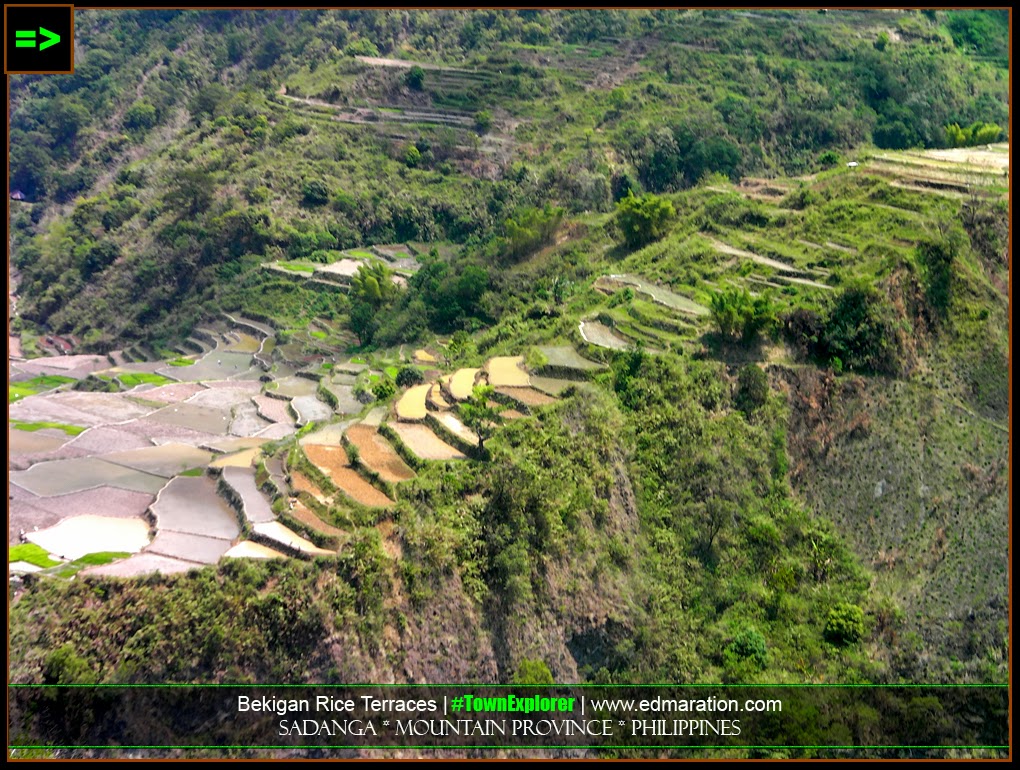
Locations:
6;8;1010;759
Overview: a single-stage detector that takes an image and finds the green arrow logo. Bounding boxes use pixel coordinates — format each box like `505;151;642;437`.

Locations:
15;27;61;51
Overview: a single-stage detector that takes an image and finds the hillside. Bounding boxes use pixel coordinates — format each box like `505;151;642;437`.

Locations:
7;8;1010;758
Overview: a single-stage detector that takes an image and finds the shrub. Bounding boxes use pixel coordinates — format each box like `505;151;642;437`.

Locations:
615;191;675;248
405;65;425;91
726;627;769;669
301;180;330;206
395;366;425;388
824;602;865;646
372;378;396;401
734;364;769;417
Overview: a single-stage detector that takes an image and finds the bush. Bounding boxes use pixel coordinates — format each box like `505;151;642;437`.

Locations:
734;364;769;417
725;627;769;669
372;378;396;401
821;282;900;374
395;366;425;388
818;150;840;168
301;180;331;207
512;659;555;685
824;602;865;646
474;110;493;134
405;65;426;91
615;191;675;248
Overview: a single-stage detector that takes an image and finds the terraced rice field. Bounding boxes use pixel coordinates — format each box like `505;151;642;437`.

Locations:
291;395;333;424
290;470;331;504
253;521;334;557
529;376;576;396
148;403;233;435
414;349;437;363
494;387;558;408
253;395;294;424
12;457;168;496
101;444;214;477
433;412;479;447
146;531;232;564
221;466;276;524
223;541;286;559
83;553;199;577
389;422;466;461
271;376;320;398
323;382;363;414
315;258;363;278
362;406;387;427
299;422;350;445
9;429;70;455
303;444;393;507
448;368;481;400
485;356;530;387
140;382;207;403
10;391;153;427
288;501;346;538
225;402;270;436
345;424;415;483
303;444;349;475
158;350;253;381
396;384;430;421
257;422;297;440
27;515;150;561
209;447;260;468
186;386;258;409
327;468;393;507
150;476;240;540
596;274;710;316
224;332;262;353
579;320;630;351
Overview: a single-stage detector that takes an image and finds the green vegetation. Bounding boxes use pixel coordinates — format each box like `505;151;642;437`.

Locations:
117;372;174;388
9;376;76;402
10;544;62;569
11;420;87;436
6;10;1008;729
166;357;196;367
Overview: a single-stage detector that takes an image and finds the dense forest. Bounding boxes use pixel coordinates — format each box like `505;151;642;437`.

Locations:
8;9;1009;758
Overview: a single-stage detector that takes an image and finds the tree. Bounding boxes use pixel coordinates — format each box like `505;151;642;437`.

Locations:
395;366;425;388
822;282;899;374
349;298;378;346
824;603;865;646
474;110;493;134
615;191;675;248
372;377;396;401
512;659;555;685
734;364;769;417
444;330;475;365
124;100;157;131
165;167;214;217
460;384;503;451
405;65;425;90
404;145;422;167
351;262;397;307
301;180;331;206
710;288;777;342
917;230;962;322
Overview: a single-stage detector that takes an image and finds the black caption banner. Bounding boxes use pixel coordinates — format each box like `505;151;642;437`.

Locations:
8;685;1009;758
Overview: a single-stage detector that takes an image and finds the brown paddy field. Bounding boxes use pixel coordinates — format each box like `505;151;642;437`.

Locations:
288;501;346;539
388;423;466;461
494;387;557;407
345;424;415;483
